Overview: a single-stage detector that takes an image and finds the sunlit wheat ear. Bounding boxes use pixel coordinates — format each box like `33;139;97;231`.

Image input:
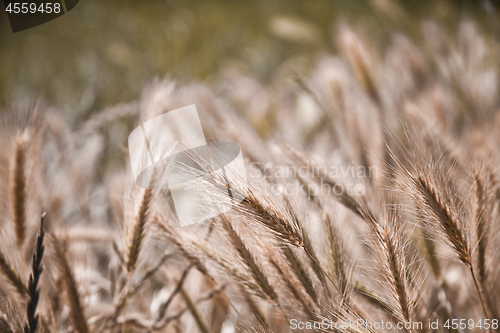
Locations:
280;244;317;305
390;130;471;265
23;212;45;333
359;205;419;331
269;257;316;320
409;163;470;264
220;215;277;301
53;236;89;333
239;189;303;247
126;188;152;274
394;130;492;324
11;132;27;249
322;212;349;296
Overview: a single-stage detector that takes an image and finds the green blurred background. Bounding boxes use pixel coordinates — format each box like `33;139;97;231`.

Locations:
0;0;496;125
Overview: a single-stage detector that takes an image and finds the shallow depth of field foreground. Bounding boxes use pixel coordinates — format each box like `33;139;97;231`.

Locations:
2;1;500;333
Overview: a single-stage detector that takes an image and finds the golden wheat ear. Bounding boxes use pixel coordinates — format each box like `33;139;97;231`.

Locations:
126;188;152;274
399;130;493;328
10;132;27;250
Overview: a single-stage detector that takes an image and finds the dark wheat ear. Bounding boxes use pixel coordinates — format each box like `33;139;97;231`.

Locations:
23;211;45;333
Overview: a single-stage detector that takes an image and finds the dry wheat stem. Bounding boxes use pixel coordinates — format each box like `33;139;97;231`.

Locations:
155;264;194;323
179;285;209;333
152;284;227;330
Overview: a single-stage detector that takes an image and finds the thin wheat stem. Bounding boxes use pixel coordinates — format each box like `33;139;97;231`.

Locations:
470;266;492;333
155;264;193;323
179;286;209;333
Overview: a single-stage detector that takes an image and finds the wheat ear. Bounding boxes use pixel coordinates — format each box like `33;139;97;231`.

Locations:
360;207;417;332
240;190;303;247
23;212;45;333
220;215;277;301
269;258;316;320
126;188;152;274
11;134;27;249
397;137;492;328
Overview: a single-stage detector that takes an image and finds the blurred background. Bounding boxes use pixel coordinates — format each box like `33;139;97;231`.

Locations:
1;0;497;123
0;0;498;177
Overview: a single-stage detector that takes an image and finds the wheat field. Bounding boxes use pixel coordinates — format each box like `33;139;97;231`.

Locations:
1;2;500;333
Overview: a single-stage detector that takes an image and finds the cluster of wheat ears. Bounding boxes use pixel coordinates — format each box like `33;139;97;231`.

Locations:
1;17;500;333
